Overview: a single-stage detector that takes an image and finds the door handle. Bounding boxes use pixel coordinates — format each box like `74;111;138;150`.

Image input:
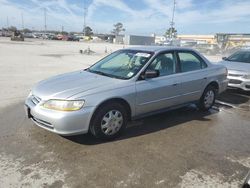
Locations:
203;77;207;80
172;83;178;86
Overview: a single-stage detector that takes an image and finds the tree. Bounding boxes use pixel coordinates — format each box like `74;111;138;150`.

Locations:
22;28;31;33
112;22;125;36
83;26;93;37
61;31;68;35
8;26;17;32
165;27;177;39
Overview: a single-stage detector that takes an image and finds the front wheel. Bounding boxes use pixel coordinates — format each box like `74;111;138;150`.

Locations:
90;103;128;140
199;85;217;111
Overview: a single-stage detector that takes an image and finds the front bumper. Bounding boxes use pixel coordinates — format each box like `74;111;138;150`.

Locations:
25;96;95;136
219;79;229;94
228;76;250;91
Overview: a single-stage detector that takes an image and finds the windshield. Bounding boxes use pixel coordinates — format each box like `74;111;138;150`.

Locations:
87;50;153;79
227;51;250;63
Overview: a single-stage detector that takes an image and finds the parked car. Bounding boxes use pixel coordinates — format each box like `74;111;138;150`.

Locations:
23;33;34;38
67;35;80;41
47;34;58;40
57;34;63;40
61;35;80;41
221;50;250;91
163;39;180;47
25;47;228;140
194;43;221;55
180;41;197;48
61;35;68;41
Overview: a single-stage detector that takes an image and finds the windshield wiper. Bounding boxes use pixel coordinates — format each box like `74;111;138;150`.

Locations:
87;69;126;79
88;69;107;76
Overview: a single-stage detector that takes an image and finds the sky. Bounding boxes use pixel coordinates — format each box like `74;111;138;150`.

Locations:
1;0;250;35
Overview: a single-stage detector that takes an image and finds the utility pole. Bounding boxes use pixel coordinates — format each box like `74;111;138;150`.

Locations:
21;13;24;30
62;25;64;33
83;0;87;36
170;0;176;40
44;8;47;35
6;16;9;28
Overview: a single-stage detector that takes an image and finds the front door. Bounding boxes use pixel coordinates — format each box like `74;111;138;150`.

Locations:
135;52;181;116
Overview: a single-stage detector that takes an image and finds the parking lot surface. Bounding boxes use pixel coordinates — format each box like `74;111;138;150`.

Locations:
0;38;249;187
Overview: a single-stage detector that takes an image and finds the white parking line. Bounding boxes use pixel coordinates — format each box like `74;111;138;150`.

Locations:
215;100;237;108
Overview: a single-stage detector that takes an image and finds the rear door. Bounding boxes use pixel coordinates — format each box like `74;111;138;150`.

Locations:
176;51;208;103
135;51;181;115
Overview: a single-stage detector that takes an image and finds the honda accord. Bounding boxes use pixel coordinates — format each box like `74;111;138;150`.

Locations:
25;47;228;140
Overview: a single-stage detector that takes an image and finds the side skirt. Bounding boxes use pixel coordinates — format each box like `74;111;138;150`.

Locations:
131;101;199;121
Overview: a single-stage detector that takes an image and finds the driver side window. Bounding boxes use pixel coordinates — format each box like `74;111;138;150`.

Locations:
148;53;176;77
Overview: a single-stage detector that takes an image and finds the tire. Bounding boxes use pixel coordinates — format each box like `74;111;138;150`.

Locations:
90;102;128;140
199;85;217;111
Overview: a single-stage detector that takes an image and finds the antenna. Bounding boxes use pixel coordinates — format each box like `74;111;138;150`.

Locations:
83;0;88;36
170;0;176;39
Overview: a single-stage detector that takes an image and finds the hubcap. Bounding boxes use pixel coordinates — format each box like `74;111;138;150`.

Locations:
204;90;215;108
101;110;123;136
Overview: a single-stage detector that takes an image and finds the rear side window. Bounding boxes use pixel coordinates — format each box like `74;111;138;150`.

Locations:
178;52;207;73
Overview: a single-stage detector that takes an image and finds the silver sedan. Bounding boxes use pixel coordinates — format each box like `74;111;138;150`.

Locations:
25;47;228;140
221;50;250;91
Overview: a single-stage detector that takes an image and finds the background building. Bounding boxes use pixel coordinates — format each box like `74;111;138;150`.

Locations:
124;35;155;45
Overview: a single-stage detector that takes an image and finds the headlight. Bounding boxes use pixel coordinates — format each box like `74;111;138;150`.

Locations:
42;100;85;111
243;74;250;79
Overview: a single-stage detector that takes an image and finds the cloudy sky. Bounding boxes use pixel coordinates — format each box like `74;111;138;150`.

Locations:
1;0;250;35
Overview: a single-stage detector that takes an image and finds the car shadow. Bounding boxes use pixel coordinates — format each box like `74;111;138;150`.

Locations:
65;105;219;145
218;89;250;105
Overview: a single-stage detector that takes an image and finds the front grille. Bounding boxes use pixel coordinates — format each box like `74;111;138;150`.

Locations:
228;73;244;77
229;79;242;84
30;95;41;105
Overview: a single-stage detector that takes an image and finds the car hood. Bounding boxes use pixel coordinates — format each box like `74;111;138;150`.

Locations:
220;60;250;73
32;70;122;100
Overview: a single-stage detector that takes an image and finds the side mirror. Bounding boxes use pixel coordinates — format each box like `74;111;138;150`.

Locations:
143;70;160;79
222;57;228;61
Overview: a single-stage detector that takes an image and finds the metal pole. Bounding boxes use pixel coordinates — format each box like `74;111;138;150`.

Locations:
7;16;9;28
44;8;47;35
170;0;176;40
21;13;24;30
83;0;87;36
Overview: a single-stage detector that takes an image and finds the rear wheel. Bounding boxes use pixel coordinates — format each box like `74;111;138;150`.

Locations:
199;85;217;111
90;103;128;140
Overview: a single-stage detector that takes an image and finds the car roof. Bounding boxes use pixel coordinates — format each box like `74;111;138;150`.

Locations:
125;46;195;53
